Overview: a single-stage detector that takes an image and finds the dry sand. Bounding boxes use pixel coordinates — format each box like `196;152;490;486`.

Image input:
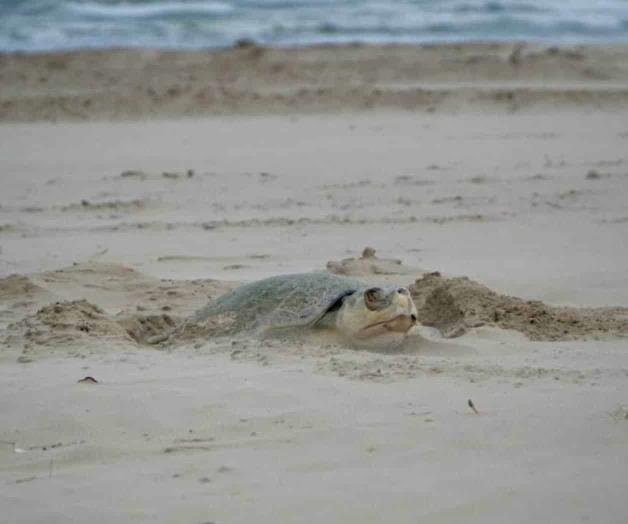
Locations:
1;43;628;523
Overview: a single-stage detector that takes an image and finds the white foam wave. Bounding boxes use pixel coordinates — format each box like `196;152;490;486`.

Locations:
66;1;233;18
1;0;628;51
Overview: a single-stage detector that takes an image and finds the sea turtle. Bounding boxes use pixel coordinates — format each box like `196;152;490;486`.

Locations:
189;272;418;349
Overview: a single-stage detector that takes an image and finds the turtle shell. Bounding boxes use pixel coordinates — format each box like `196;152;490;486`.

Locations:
192;272;363;335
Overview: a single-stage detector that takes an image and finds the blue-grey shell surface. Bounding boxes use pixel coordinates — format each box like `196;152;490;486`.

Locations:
192;272;364;334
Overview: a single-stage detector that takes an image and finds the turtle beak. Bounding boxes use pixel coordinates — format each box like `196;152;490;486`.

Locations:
387;314;417;333
363;313;417;334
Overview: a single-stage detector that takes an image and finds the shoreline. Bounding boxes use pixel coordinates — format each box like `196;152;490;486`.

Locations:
2;42;628;121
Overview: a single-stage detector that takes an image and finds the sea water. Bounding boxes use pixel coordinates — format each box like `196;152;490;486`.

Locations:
1;0;628;51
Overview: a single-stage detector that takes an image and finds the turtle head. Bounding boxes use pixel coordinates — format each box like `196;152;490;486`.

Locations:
335;286;418;349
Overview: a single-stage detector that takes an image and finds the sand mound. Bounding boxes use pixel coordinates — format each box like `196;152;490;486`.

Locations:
5;300;134;349
326;247;422;276
1;262;241;355
0;274;47;299
4;298;187;356
411;272;628;341
29;262;236;318
0;274;59;332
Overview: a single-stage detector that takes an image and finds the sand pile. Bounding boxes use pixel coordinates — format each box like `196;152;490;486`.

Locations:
0;262;243;357
0;274;47;299
326;247;423;276
411;272;628;340
34;262;236;319
0;274;58;333
4;298;182;356
4;299;133;354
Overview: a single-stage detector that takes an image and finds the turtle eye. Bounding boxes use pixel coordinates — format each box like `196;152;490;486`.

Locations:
364;287;385;311
397;288;409;295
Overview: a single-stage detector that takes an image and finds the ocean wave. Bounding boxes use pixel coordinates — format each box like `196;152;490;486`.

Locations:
453;2;549;15
1;0;628;51
65;1;234;18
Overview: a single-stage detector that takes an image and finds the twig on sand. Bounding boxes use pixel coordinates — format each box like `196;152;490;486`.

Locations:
468;399;479;415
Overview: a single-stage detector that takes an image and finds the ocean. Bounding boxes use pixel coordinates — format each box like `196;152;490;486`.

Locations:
1;0;628;52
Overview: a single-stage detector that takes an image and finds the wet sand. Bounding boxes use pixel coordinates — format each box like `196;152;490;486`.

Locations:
2;43;628;120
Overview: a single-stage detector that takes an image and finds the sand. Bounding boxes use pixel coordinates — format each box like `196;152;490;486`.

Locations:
1;43;628;523
3;42;628;121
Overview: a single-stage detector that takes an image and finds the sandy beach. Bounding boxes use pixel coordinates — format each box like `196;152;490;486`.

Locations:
1;43;628;523
2;43;628;120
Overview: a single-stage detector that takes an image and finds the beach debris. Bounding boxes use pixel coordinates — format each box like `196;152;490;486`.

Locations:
235;38;257;48
609;405;628;422
119;169;147;178
508;42;525;65
223;264;247;270
1;440;27;453
15;476;37;484
585;169;611;180
258;171;277;182
468;399;479;415
78;376;99;384
163;445;213;454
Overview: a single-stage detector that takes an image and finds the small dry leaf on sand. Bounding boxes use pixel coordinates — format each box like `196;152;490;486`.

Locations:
78;376;98;384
